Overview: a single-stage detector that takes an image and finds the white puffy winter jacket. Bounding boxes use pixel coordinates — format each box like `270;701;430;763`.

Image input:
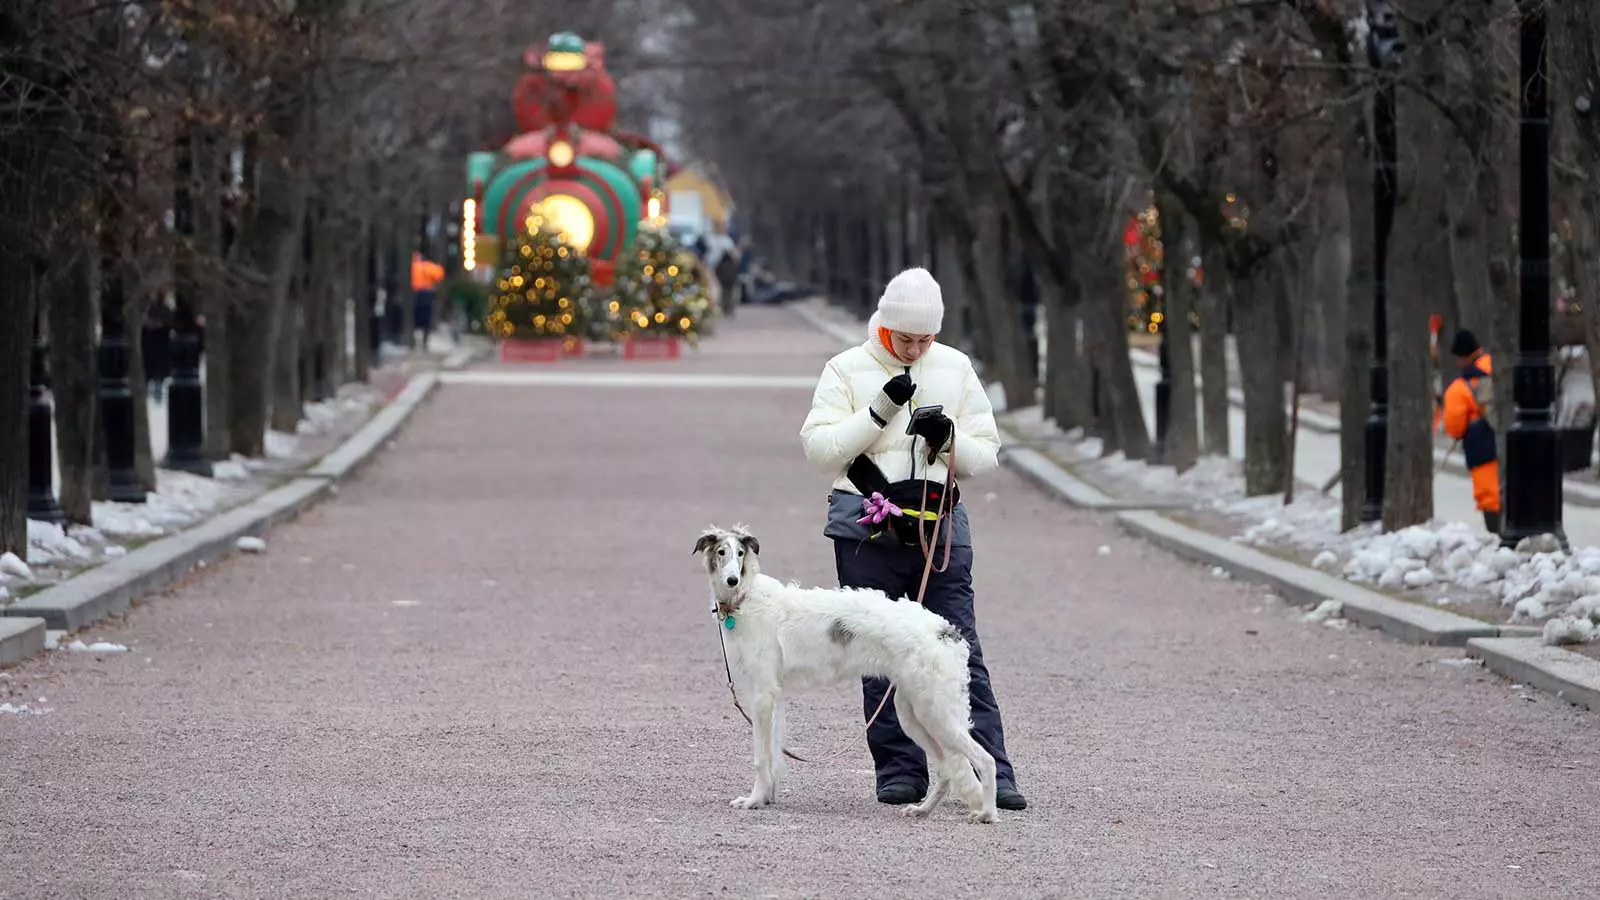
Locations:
799;314;1003;494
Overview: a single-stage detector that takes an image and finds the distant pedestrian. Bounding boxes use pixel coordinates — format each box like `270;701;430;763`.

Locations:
410;252;445;349
1442;328;1500;534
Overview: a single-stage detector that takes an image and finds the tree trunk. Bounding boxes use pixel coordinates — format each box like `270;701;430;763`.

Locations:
933;220;972;355
968;198;1034;408
1197;238;1231;457
1383;27;1450;530
353;215;375;382
0;109;61;554
198;129;232;461
1081;243;1150;461
1553;1;1600;472
272;285;304;433
1232;263;1291;495
47;248;98;525
0;259;34;556
1158;199;1200;473
1339;132;1375;533
230;125;309;457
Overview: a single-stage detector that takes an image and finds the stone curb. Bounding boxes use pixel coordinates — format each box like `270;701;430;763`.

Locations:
0;367;447;643
1113;509;1537;647
1465;637;1600;713
0;616;45;666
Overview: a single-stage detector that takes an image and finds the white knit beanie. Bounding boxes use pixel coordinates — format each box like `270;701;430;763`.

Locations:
875;267;944;335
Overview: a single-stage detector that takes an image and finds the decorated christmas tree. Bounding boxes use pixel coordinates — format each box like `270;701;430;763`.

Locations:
609;223;715;344
484;212;595;341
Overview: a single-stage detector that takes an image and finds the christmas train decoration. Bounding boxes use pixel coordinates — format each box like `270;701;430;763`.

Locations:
463;32;712;357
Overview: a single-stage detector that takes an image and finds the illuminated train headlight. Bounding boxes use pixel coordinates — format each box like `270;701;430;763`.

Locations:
533;193;595;254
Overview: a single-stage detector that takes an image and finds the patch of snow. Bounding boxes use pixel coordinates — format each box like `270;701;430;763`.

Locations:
1;552;32;580
1304;599;1344;623
60;640;128;653
1097;545;1112;556
235;536;266;554
0;702;46;715
1543;616;1596;646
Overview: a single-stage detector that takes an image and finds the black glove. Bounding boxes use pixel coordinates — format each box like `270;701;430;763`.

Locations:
909;410;954;461
869;373;917;427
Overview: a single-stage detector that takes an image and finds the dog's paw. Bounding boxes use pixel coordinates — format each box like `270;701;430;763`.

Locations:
902;803;933;818
730;794;770;810
966;808;1000;825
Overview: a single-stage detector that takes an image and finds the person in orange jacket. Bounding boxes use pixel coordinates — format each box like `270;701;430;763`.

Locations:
1441;328;1500;534
410;252;445;348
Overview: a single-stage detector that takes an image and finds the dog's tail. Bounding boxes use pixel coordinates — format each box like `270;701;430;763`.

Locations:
931;620;975;716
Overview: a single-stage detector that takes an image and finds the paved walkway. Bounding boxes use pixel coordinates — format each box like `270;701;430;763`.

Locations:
3;305;1597;898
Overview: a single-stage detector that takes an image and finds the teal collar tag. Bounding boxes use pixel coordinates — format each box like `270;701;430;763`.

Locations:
723;615;736;630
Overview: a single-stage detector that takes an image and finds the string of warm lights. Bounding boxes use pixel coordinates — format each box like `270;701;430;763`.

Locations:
483;212;595;340
462;198;478;271
610;223;714;344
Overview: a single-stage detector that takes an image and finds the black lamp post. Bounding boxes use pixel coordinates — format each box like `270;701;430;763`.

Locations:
28;265;65;524
1153;329;1172;464
164;125;212;477
1362;0;1404;523
1501;0;1566;548
99;149;147;505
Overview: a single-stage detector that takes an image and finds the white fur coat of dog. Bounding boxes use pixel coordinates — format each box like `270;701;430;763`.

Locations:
694;524;999;823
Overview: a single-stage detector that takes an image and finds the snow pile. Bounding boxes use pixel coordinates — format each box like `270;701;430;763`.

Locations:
92;469;252;540
59;640;128;653
1054;431;1600;628
1;551;32;581
298;391;380;437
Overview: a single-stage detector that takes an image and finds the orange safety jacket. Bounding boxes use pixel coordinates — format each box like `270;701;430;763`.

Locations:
411;255;444;292
1441;351;1500;513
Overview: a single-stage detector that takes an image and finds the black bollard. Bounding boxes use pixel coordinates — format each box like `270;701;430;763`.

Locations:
28;276;65;525
98;197;147;504
163;297;211;476
164;127;212;477
1153;331;1172;465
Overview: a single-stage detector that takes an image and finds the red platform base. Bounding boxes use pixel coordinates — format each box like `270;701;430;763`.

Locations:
623;335;680;360
499;338;583;363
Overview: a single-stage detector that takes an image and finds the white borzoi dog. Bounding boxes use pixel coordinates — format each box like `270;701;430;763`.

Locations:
693;524;1000;824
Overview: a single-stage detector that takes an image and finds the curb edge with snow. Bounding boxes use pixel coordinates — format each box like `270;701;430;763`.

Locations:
0;369;447;653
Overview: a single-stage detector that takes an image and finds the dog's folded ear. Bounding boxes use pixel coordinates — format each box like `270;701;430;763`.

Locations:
738;533;760;556
693;531;719;556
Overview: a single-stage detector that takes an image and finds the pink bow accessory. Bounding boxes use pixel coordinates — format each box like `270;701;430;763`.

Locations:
856;491;903;525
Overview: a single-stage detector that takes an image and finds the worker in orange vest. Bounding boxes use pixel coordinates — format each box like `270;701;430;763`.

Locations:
410;252;445;348
1441;328;1500;534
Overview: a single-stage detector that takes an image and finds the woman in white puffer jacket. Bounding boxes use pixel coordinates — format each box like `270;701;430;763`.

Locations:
798;267;1026;812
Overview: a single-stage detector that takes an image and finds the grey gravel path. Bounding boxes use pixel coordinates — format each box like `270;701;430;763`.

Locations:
2;305;1596;900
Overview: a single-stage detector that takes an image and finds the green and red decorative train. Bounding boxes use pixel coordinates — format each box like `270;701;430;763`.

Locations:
463;32;709;356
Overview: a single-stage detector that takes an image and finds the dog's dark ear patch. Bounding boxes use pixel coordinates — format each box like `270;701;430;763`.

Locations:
936;622;963;644
738;533;760;556
828;619;856;646
693;532;719;556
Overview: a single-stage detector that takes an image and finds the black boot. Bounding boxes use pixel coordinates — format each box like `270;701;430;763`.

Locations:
1483;510;1502;535
875;780;926;805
